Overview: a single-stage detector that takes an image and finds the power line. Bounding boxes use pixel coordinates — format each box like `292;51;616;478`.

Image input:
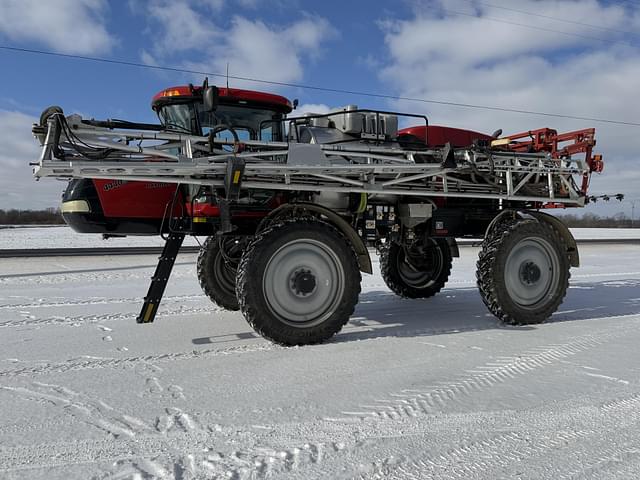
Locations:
441;7;635;48
457;0;640;37
2;44;640;127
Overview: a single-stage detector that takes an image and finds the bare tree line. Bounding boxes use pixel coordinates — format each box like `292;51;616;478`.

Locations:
0;209;637;229
0;209;64;226
555;212;638;229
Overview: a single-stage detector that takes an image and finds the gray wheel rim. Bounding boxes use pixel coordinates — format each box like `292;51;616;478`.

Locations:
396;241;443;288
504;237;560;308
262;239;345;327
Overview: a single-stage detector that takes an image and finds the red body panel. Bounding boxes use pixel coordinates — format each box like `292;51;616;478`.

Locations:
188;203;220;217
152;85;292;113
187;203;268;219
94;180;182;218
187;194;284;219
399;125;493;147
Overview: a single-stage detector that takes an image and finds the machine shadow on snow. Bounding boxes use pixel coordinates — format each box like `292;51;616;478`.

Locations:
337;278;640;342
193;278;640;346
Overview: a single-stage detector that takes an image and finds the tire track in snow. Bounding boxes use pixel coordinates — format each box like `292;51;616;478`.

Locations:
0;380;344;478
601;392;640;420
0;416;70;436
0;294;205;310
368;429;592;480
0;382;158;439
0;437;144;473
126;441;336;480
0;304;223;329
279;318;639;478
0;433;220;474
362;393;640;480
4;386;638;479
538;397;640;480
0;414;336;479
0;342;278;378
556;444;640;480
2;321;638;477
200;320;640;480
198;319;640;480
0;382;209;474
338;320;638;422
0;435;340;479
0;267;194;286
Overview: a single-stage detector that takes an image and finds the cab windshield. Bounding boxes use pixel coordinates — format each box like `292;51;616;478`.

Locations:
158;102;284;141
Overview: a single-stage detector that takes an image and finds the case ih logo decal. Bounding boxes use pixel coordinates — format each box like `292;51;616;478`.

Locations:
103;180;127;191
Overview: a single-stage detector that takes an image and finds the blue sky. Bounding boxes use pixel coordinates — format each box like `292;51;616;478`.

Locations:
1;0;639;217
0;0;408;122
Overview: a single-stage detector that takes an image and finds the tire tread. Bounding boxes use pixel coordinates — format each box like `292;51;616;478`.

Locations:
476;218;570;325
197;236;240;311
236;219;361;346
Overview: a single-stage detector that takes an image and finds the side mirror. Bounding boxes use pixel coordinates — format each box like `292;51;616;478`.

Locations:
203;86;219;112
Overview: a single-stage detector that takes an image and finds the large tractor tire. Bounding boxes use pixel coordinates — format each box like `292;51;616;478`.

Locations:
476;219;570;325
380;238;452;299
197;235;245;311
236;219;361;346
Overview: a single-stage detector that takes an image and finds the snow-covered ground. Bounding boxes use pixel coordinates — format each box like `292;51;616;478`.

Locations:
1;225;639;250
569;228;640;240
0;226;201;249
1;241;640;479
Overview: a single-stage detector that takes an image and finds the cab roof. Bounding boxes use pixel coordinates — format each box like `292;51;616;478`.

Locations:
151;85;293;113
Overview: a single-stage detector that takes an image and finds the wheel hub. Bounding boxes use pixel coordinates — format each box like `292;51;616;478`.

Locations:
519;261;541;285
504;237;560;308
290;269;317;296
396;241;443;288
262;238;345;326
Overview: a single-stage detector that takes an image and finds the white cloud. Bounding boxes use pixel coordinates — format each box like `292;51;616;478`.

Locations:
295;103;332;116
385;0;633;68
0;110;66;209
140;49;159;67
144;2;336;87
377;0;640;214
189;16;334;84
147;0;220;53
0;0;115;54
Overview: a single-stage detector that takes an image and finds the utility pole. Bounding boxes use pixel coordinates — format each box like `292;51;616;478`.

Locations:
632;200;637;228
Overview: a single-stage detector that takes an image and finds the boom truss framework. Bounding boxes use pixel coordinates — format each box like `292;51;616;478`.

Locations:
33;114;591;206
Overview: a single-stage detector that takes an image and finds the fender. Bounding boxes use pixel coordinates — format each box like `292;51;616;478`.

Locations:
528;211;579;268
258;202;373;274
484;209;579;268
484;209;517;239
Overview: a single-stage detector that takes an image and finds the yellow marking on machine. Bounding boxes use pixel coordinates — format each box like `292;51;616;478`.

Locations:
491;138;511;147
143;303;155;323
60;200;90;213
